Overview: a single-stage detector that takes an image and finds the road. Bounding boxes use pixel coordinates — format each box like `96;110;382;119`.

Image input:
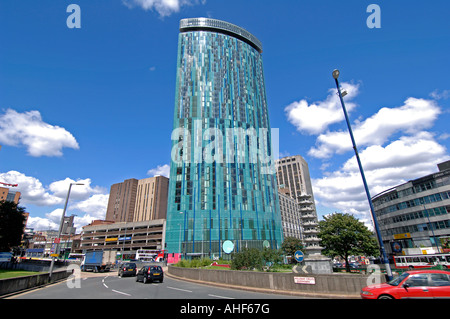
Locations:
8;269;303;300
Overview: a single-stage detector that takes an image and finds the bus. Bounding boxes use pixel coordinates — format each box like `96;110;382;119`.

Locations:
135;249;166;262
393;253;450;269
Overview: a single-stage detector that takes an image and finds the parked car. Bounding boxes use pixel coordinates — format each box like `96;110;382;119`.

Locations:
118;262;137;277
361;270;450;299
136;265;164;283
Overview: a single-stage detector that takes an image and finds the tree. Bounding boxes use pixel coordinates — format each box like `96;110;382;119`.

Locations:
318;212;378;272
230;247;262;270
281;237;304;263
0;200;26;252
231;247;283;271
261;247;283;270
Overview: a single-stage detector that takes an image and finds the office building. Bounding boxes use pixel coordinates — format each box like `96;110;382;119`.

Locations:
165;18;283;258
278;190;302;239
105;176;169;223
372;160;450;255
276;155;322;255
134;176;169;222
106;178;138;223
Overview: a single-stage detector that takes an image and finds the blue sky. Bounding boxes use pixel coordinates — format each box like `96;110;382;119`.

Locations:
1;0;449;231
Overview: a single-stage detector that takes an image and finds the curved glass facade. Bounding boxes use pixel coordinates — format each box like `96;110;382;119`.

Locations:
165;18;282;258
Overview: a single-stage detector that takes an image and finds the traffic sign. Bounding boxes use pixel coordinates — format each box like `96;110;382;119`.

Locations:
294;250;304;262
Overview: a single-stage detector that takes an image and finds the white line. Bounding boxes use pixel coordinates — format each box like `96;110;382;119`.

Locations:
167;286;192;293
208;294;234;299
102;277;108;288
112;289;132;297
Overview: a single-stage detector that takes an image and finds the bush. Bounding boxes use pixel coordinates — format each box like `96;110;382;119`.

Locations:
174;258;214;268
231;248;263;271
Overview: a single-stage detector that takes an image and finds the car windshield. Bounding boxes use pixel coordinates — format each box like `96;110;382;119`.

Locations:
387;272;409;286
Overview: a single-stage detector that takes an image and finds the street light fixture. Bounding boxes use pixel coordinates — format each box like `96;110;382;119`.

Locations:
49;182;84;279
332;69;393;281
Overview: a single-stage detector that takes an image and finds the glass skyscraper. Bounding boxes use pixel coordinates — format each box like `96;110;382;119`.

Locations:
165;18;282;259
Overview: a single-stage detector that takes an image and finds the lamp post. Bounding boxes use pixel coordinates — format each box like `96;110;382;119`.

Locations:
49;182;84;279
332;69;393;281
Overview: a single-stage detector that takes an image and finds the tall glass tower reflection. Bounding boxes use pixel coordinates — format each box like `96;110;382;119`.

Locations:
166;18;282;258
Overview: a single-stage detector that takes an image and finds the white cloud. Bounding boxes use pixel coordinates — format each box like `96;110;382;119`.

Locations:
284;84;449;228
430;89;450;100
48;178;105;201
123;0;205;17
1;170;109;231
69;194;109;218
285;82;360;135
312;132;449;227
0;171;62;206
27;194;109;232
147;164;170;177
308;97;441;158
0;109;79;157
27;215;59;231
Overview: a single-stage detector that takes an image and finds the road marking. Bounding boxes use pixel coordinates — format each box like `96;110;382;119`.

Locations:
102;277;108;288
167;286;192;293
112;289;131;296
208;294;234;299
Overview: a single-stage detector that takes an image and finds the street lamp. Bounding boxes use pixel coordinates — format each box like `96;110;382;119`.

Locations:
49;182;84;279
332;69;393;281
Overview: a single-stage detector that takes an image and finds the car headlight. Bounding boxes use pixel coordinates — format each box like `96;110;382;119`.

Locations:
361;290;374;296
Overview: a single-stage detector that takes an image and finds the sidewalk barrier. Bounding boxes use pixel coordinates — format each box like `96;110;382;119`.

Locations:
0;269;72;297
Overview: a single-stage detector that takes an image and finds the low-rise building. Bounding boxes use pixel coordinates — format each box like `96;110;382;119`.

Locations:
372;160;450;255
80;219;166;257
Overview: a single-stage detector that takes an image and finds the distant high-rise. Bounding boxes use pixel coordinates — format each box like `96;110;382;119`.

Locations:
106;178;138;223
133;176;169;222
276;155;322;255
165;18;283;258
105;176;169;223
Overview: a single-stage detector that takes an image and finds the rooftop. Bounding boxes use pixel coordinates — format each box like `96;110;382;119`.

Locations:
179;17;263;53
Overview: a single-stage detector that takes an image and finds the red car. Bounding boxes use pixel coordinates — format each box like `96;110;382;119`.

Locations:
361;270;450;299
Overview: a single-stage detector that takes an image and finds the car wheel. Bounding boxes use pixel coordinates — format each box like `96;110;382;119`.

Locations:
378;294;394;299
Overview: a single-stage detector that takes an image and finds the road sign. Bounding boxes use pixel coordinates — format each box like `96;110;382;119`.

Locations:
292;264;311;274
294;276;316;285
294;250;304;262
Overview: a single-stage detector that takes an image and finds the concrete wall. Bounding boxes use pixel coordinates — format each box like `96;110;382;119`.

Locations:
168;265;385;297
0;269;71;297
